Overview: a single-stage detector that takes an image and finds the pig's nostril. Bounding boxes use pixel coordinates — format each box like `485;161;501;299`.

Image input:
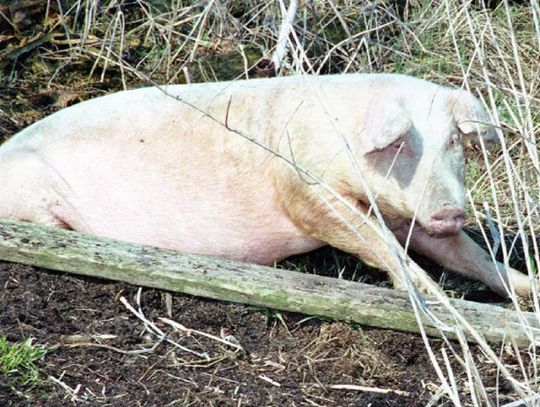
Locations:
453;213;465;222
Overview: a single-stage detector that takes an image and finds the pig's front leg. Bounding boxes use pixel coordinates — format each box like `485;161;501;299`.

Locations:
394;226;531;297
286;192;440;293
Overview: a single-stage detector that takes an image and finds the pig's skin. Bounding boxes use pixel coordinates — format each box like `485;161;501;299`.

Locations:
0;74;531;297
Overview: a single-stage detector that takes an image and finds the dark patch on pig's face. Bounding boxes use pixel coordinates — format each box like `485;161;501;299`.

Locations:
365;129;423;189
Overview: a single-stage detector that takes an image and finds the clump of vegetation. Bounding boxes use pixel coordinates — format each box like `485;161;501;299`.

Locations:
0;336;47;387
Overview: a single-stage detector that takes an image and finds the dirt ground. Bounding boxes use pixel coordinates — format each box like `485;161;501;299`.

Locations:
1;238;524;407
1;256;442;407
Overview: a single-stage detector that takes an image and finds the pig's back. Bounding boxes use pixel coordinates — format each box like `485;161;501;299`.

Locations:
0;77;328;263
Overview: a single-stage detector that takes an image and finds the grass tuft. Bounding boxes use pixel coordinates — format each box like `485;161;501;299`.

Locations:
0;336;47;386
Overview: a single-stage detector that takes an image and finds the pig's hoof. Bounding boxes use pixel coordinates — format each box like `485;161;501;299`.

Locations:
413;280;439;295
391;274;437;295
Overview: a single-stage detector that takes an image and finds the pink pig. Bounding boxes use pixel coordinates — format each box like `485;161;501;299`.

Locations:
0;74;530;296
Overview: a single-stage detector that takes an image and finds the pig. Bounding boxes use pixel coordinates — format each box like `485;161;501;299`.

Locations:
0;74;531;297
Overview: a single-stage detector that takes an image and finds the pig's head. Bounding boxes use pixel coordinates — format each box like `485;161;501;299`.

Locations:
358;86;497;237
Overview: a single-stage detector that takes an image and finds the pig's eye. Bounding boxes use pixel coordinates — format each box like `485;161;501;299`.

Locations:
392;139;405;150
448;133;460;148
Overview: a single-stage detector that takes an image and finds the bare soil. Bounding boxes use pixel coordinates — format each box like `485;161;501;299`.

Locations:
1;258;439;406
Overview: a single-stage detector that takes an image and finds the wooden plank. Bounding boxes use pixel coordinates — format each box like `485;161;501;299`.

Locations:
0;219;536;344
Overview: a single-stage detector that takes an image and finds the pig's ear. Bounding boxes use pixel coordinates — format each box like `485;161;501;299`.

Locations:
360;102;412;154
450;89;499;148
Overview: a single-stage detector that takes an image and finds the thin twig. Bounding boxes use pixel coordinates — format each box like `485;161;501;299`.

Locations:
159;317;244;352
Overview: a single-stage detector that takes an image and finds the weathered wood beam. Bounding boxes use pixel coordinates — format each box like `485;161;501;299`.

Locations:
0;219;537;345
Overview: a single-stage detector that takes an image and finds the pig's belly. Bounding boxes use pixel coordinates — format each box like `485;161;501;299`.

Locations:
46;146;323;265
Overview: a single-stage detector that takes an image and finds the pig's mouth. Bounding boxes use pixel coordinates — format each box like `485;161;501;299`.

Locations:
365;200;466;238
400;220;463;239
424;226;463;238
399;208;465;239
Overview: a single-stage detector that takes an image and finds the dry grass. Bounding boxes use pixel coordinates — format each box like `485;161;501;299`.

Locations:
1;0;540;405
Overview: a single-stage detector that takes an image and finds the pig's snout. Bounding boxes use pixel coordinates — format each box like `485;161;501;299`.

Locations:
428;208;465;236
